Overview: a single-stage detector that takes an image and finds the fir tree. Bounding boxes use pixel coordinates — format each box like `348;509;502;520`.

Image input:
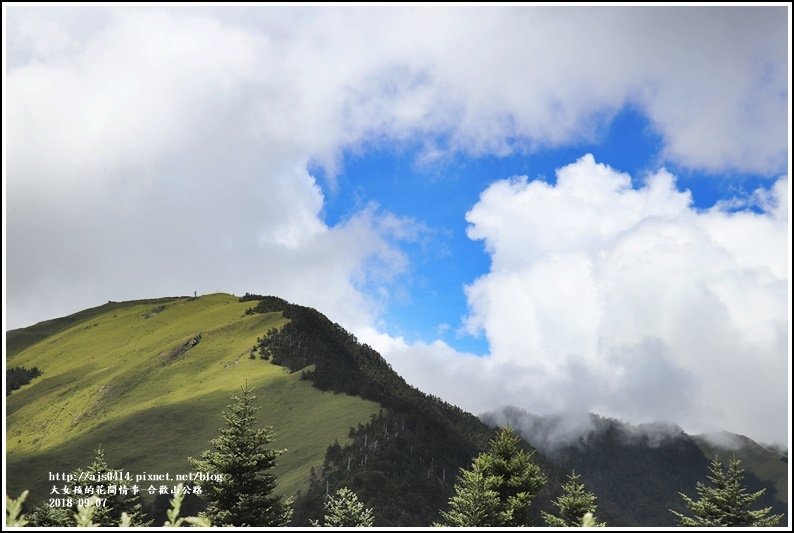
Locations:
26;504;73;527
542;470;605;527
69;447;149;526
312;487;374;527
477;426;547;526
189;385;292;526
29;447;150;527
671;457;783;527
438;462;508;526
440;427;546;527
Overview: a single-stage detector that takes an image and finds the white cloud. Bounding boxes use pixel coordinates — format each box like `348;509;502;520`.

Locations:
4;9;428;331
5;7;788;442
7;7;788;182
378;155;788;444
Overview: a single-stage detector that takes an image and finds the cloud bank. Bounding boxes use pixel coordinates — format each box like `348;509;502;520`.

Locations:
380;155;788;444
6;7;789;443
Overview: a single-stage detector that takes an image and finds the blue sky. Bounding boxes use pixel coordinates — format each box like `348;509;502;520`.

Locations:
317;106;775;355
5;6;789;444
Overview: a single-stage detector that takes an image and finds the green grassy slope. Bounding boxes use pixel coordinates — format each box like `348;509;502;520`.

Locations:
6;297;185;359
6;293;379;503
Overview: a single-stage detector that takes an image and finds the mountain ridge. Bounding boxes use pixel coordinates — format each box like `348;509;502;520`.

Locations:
5;293;788;526
483;407;788;526
5;293;500;525
6;294;381;507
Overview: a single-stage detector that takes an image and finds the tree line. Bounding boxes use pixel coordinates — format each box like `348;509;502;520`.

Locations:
241;293;497;524
6;365;42;395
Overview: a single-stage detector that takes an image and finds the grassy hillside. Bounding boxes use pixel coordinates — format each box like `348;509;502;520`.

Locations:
6;297;183;359
6;293;379;504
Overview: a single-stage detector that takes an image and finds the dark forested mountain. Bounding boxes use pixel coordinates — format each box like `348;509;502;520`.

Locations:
240;294;502;525
483;407;788;527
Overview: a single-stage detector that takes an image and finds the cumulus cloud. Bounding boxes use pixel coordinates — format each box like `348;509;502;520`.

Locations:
5;9;425;330
5;7;788;443
7;7;788;177
376;155;788;445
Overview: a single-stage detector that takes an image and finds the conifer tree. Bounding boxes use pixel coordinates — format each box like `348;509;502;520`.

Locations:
671;457;783;527
477;426;547;526
70;447;149;526
189;385;292;526
542;470;605;527
26;503;75;527
312;487;374;527
438;462;507;526
440;427;546;527
28;447;149;527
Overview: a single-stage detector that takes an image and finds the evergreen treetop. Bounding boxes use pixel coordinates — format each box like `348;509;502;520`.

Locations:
542;470;605;527
312;487;374;527
477;426;547;526
438;462;510;526
671;457;783;527
189;385;292;526
439;426;547;527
